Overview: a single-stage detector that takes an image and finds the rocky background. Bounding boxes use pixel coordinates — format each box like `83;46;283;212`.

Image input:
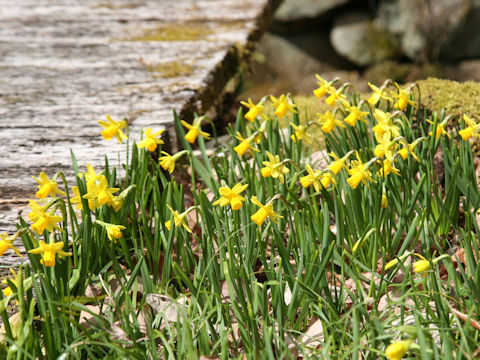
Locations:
245;0;480;96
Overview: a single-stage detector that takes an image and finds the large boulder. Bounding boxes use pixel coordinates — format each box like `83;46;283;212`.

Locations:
274;0;350;23
439;0;480;60
330;12;399;66
377;0;471;61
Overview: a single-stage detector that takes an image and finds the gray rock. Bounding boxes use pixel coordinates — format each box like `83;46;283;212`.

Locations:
440;0;480;60
247;31;362;95
377;0;471;61
444;59;480;82
274;0;350;23
330;12;399;66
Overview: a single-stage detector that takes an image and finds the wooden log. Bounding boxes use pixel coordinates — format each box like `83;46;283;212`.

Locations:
0;0;282;265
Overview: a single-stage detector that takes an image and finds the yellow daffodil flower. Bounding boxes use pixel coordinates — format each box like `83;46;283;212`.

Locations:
94;220;126;241
397;138;422;162
347;153;374;189
413;259;430;273
341;101;369;127
270;94;297;118
392;83;416;111
213;183;248;210
397;147;413;161
300;164;323;192
413;253;450;274
459;114;480;140
181;116;211;144
427;118;450;139
240;98;267;123
109;196;123;212
0;233;22;257
137;128;165;151
2;269;19;297
377;159;400;177
80;164;102;183
98;115;128;143
320;172;335;188
28;200;63;235
165;205;193;233
317;111;345;133
290;123;311;143
325;87;347;106
374;132;398;159
261;152;290;183
373;109;400;139
367;82;392;105
106;224;126;242
71;186;86;211
32;172;66;199
159;150;188;174
159;152;176;174
28;239;72;266
313;74;333;99
250;196;282;226
234;132;259;156
328;151;353;175
83;176;119;210
385;340;412;360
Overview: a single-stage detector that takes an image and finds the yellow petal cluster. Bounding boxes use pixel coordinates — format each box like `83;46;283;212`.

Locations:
32;172;66;199
250;196;282;226
137;128;164;152
28;200;63;235
261;152;290;183
165;205;193;233
181;116;211;144
28;239;72;266
213;183;248;210
98;115;128;143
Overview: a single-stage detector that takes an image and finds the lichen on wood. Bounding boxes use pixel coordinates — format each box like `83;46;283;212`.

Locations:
143;60;195;79
128;23;213;42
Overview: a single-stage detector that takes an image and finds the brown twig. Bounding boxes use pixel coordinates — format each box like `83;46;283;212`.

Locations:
452;309;480;331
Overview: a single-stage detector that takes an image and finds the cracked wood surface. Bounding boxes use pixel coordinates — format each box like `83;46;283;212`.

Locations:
0;0;280;265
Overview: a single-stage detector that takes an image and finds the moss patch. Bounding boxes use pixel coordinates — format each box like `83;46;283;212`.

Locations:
130;23;212;42
363;23;399;63
144;61;194;79
94;3;142;9
417;78;480;120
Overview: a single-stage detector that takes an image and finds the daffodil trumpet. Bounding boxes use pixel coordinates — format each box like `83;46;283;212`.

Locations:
313;75;339;99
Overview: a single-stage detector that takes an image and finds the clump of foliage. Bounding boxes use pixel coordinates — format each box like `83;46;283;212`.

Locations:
0;76;479;359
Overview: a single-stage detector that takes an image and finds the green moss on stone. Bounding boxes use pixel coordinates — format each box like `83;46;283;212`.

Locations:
363;23;399;62
417;78;480;120
94;3;142;9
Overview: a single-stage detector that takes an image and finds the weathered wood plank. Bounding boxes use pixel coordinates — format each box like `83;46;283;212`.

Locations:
0;0;281;265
